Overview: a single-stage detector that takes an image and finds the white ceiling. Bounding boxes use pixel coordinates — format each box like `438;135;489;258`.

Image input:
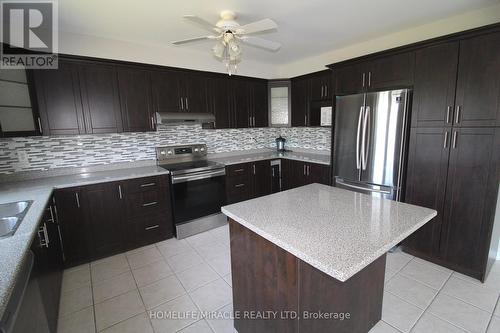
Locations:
57;0;500;75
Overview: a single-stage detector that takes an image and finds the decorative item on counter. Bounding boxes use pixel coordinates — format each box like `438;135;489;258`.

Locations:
276;135;287;152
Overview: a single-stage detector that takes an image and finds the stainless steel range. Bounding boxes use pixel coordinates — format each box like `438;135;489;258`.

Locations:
156;144;227;239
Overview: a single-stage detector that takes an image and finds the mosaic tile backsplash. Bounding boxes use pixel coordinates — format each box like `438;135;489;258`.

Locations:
0;124;331;175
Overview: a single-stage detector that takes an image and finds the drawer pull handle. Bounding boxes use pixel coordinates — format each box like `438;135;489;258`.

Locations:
235;184;245;188
234;169;245;172
140;182;156;187
145;225;160;231
142;201;158;207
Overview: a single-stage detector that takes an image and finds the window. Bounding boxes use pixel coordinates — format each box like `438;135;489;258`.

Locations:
268;80;290;127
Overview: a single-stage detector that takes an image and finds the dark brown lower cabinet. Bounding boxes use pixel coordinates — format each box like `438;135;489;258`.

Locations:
226;160;272;204
282;159;331;190
403;127;500;281
54;175;173;267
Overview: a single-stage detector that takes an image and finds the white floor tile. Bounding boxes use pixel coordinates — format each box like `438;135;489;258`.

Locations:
194;242;229;261
441;276;499;313
382;292;424;332
94;290;145;332
206;303;237;333
57;306;95;333
131;259;174;287
222;274;232;287
189;279;232;313
59;285;93;317
91;254;130;283
149;294;199;333
61;264;91;293
92;271;137;304
207;254;231;277
156;238;192;258
386;274;438;309
386;252;413;272
177;262;219;291
139;275;186;309
412;312;467;333
178;319;214;333
399;260;451;290
166;249;204;273
100;312;153;333
185;232;218;248
487;316;500;333
494;297;500;317
412;258;452;274
385;268;398;284
368;321;400;333
428;293;491;333
126;246;163;270
453;262;500;292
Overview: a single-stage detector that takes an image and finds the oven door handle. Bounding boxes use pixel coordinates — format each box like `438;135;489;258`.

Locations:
171;169;226;184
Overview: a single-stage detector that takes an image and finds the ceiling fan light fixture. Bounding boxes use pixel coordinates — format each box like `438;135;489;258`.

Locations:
212;41;225;58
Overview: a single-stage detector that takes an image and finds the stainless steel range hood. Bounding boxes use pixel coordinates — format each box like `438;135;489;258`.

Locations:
157;112;215;125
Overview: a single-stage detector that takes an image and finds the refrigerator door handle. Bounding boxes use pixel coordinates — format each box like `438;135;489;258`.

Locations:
356;106;364;170
361;106;371;170
336;178;392;194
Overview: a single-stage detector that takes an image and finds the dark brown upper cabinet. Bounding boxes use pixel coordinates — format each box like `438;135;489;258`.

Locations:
229;79;251;128
309;71;332;101
79;63;123;134
117;66;155;132
411;42;459;128
150;70;182;113
249;80;269;128
334;51;414;95
291;77;310;126
33;60;86;135
182;73;209;113
208;76;231;129
454;31;500;127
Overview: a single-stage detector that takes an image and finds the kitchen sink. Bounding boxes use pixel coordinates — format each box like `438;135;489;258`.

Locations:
0;200;33;238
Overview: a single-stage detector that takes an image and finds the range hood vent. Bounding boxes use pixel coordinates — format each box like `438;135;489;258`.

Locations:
157;112;215;125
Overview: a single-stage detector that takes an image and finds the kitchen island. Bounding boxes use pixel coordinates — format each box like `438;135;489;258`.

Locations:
221;183;436;333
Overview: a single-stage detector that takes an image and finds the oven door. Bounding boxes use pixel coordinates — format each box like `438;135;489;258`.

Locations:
171;169;226;225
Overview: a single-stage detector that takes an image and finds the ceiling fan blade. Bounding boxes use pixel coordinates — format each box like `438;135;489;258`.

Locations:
183;15;221;33
236;18;277;35
239;36;281;51
172;36;214;45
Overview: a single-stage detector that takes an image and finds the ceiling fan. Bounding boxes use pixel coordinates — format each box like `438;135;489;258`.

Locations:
172;10;281;75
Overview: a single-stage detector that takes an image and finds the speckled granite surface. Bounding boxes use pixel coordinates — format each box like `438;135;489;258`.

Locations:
222;183;436;282
0;165;170;319
208;148;331;166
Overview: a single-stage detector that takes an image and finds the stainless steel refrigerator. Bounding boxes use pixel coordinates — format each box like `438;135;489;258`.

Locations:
333;89;410;201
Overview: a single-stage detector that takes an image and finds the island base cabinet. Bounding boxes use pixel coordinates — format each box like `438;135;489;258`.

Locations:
229;219;385;333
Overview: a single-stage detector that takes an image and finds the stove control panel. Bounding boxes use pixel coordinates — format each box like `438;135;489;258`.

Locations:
156;144;207;162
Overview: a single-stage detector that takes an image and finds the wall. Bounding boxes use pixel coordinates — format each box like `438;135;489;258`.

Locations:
275;2;500;78
0;124;331;175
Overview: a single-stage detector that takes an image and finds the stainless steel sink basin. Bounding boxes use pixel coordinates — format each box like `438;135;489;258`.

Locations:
0;200;33;238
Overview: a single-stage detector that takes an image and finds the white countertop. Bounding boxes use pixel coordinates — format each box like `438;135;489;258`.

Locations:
222;183;436;282
208;149;331;166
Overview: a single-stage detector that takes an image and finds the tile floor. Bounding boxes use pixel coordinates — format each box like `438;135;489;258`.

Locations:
57;224;500;333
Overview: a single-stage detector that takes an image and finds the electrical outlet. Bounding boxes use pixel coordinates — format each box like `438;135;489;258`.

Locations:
17;150;29;165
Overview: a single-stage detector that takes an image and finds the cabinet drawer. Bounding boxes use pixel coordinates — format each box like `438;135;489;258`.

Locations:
122;175;168;193
124;212;173;250
226;180;252;204
125;189;169;217
226;163;251;178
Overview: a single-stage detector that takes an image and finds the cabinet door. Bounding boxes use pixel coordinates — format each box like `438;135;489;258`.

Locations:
334;63;366;95
184;73;209;113
208;76;231;129
251;160;272;198
33;60;85;135
412;42;459;128
291;78;309;126
79;63;123;133
309;74;324;101
368;51;415;90
150;70;181;113
231;80;251;128
251;80;269;128
403;128;451;257
455;32;500;127
54;188;91;267
283;160;307;189
80;182;124;260
440;128;500;276
307;163;330;185
117;67;155;132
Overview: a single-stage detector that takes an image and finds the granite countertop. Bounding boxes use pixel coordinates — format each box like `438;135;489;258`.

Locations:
208;149;331;166
0;165;170;319
222;183;437;282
